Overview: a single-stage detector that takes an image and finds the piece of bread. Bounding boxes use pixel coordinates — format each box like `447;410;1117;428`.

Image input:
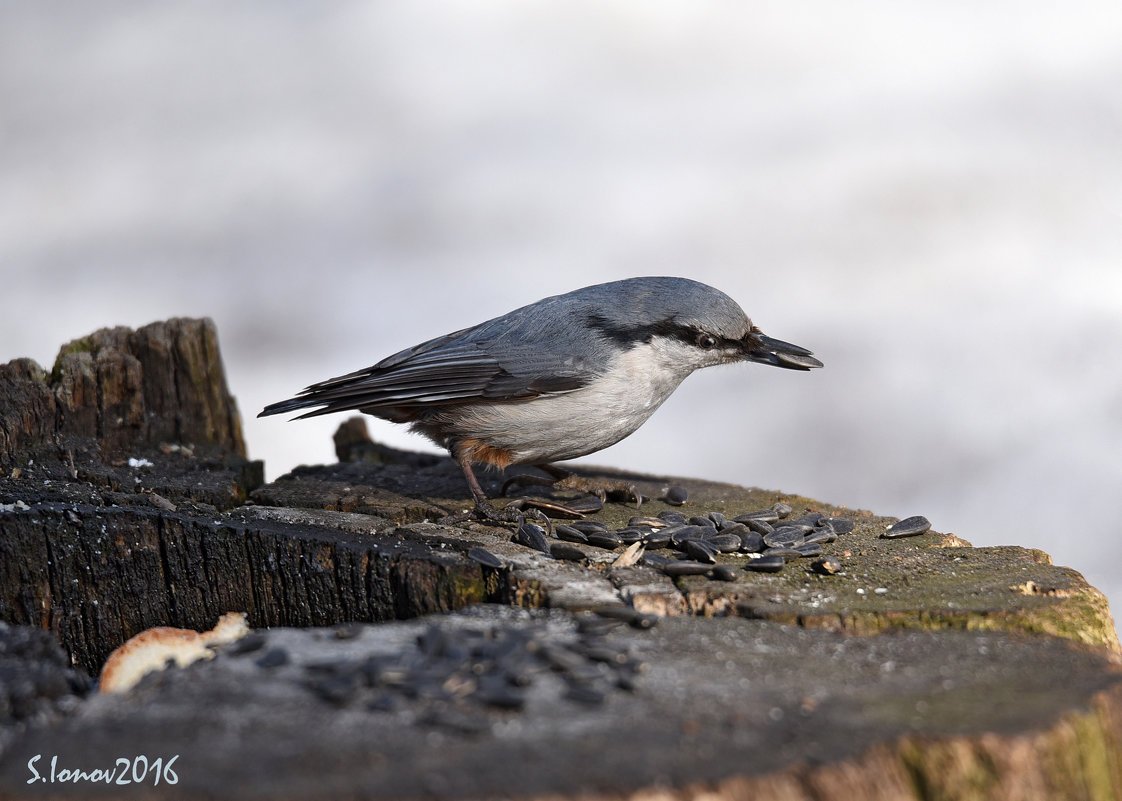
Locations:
98;612;250;694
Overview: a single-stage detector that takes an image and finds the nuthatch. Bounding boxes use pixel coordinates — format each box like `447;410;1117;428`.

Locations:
260;277;822;520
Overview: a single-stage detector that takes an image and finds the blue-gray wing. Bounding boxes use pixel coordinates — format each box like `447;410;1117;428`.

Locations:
258;322;597;420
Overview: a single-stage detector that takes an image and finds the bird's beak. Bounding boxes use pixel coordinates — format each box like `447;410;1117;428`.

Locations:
740;330;824;371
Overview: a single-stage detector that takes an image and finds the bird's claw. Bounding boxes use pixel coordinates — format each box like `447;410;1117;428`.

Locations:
548;473;643;508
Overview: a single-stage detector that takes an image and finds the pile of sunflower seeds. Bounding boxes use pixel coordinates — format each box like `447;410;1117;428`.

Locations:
244;619;643;726
473;501;932;583
518;503;858;580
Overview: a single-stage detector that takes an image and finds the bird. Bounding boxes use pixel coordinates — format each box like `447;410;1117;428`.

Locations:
259;277;823;520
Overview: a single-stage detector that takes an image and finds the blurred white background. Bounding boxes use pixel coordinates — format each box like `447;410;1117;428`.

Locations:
2;3;1120;611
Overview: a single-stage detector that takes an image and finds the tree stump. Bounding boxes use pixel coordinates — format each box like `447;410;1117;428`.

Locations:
1;319;1119;800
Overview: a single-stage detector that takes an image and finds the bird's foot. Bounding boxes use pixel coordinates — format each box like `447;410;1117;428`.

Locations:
502;470;643;509
441;499;553;531
548;473;644;508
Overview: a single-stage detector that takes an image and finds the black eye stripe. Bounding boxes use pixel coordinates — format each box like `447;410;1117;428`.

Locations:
586;314;731;350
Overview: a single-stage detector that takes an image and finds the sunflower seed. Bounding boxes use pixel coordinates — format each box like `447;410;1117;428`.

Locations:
716;521;750;538
763;528;806;548
640;553;672;569
762;547;804;561
826;517;856;534
663;560;714;576
586;531;624;549
614;528;646;544
803;530;837;546
707;511;728;528
568;520;610;534
742;517;775;536
514;522;552;554
554;525;589;543
550;542;587;561
657;510;689;524
684;539;718;564
882;515;931;539
664;486;689;506
689;515;717;529
710;565;738;582
641;529;672;549
467;547;505;568
739;531;765;553
669;525;711;547
811;556;843;575
779;349;826;369
629;515;666;529
733;509;779;524
793;542;823;558
707;533;744;553
746;555;787;573
793;512;826;528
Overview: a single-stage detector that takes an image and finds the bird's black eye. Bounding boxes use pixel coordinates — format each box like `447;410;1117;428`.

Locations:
695;332;717;349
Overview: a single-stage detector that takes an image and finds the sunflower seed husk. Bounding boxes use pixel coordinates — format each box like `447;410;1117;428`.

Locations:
811;556;843;575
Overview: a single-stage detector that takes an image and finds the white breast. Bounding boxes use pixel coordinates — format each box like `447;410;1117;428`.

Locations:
448;336;705;465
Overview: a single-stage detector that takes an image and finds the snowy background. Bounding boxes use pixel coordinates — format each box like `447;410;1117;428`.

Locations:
2;3;1120;611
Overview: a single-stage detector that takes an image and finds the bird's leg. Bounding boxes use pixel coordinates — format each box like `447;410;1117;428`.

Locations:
538;464;644;508
451;451;549;528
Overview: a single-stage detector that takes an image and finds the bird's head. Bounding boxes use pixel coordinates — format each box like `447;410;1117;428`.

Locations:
581;277;823;375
